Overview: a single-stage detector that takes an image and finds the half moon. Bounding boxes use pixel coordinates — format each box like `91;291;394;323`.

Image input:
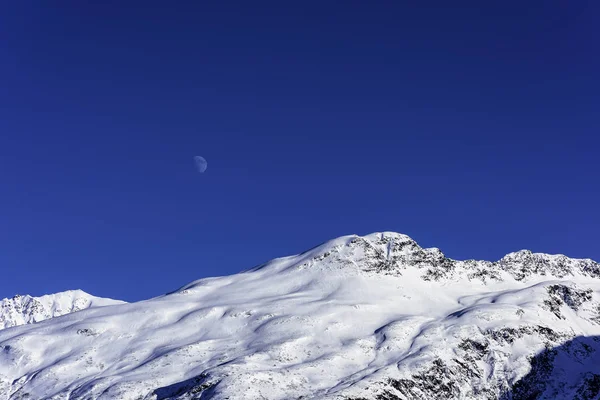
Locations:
194;156;207;173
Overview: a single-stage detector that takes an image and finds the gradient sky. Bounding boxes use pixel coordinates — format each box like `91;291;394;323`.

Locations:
1;1;599;302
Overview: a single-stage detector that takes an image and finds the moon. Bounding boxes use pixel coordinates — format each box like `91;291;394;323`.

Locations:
194;156;207;173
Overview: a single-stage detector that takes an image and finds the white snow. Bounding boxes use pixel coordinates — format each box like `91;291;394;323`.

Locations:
0;232;599;399
0;289;124;330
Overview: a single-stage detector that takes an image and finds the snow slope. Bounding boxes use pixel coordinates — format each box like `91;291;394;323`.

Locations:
0;290;124;330
1;232;600;400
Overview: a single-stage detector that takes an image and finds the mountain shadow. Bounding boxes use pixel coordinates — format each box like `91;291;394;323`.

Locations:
501;335;600;400
153;373;216;400
152;335;600;400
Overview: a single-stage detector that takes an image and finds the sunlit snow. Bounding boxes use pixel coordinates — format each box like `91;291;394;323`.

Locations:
1;232;599;399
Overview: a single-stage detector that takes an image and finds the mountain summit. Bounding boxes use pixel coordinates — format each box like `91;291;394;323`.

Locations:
0;290;124;331
1;232;600;399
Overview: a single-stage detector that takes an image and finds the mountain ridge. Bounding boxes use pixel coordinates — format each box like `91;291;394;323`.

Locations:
229;231;599;285
1;231;599;400
0;289;124;331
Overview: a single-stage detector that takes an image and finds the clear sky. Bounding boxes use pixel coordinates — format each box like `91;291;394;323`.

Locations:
1;1;598;302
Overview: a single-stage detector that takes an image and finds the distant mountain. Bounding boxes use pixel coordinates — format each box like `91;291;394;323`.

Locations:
1;232;599;399
0;289;124;330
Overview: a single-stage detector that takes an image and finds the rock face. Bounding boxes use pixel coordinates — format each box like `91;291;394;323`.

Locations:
1;232;599;400
0;290;124;330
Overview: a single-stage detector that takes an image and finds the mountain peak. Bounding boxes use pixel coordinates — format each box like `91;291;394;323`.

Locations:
277;231;599;283
2;233;600;399
361;231;415;242
0;290;124;330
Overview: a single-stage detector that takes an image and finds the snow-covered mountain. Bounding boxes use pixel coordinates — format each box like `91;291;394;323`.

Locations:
0;290;124;330
1;232;600;400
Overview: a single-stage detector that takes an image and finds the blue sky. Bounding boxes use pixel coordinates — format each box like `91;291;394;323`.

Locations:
1;1;599;302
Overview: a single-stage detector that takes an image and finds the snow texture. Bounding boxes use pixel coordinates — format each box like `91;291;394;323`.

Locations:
1;232;600;400
0;290;124;330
